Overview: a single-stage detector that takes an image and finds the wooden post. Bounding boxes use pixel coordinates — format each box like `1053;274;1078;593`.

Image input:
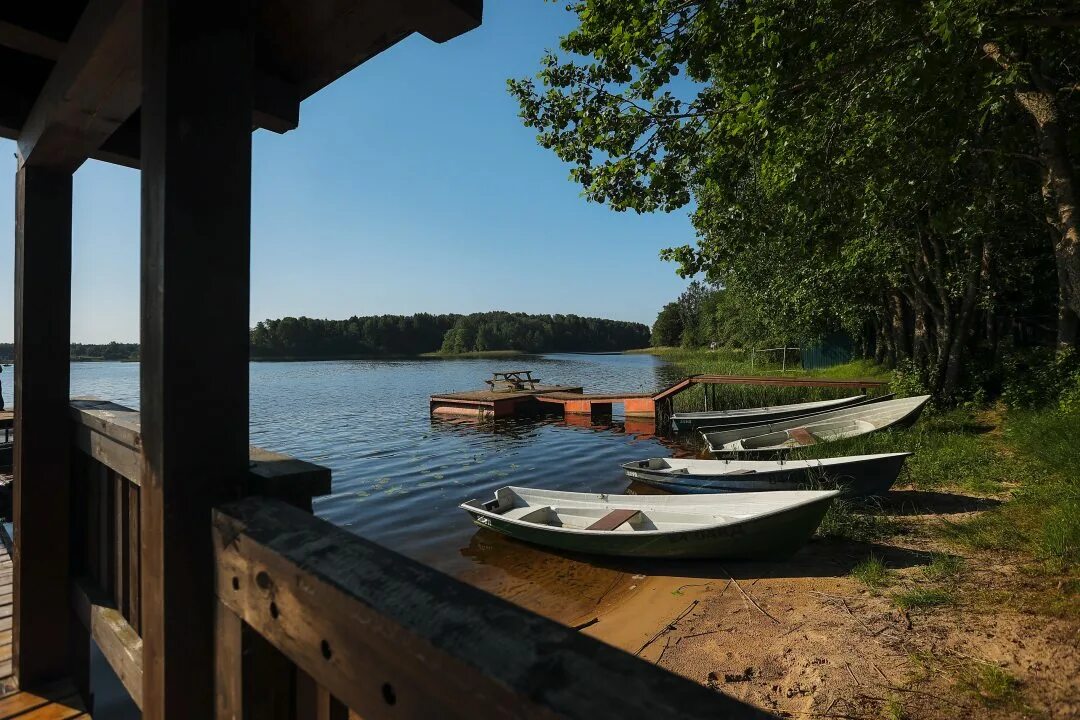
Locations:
140;1;254;717
13;165;74;688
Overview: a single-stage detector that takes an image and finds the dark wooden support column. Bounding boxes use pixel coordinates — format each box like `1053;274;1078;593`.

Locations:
13;166;73;687
140;1;254;717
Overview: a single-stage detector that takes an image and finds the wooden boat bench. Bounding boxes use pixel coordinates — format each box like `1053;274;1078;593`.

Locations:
586;508;641;531
787;427;816;446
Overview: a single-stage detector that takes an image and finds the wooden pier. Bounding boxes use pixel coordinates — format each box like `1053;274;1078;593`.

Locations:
431;373;890;422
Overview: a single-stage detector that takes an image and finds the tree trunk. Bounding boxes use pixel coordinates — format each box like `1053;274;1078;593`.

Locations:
889;290;910;362
941;242;988;398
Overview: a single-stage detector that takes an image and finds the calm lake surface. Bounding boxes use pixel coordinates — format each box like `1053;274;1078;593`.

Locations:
70;354;693;620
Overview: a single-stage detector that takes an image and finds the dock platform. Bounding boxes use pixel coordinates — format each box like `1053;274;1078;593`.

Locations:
431;373;890;422
430;385;585;418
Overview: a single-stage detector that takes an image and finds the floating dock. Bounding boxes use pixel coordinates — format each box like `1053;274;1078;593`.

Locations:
430;374;889;422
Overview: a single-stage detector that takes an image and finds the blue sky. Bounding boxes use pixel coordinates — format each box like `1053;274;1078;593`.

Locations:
0;1;695;343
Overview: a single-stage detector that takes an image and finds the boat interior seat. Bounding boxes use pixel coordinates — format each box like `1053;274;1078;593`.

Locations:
503;505;553;523
586;508;641;531
787;427;817;446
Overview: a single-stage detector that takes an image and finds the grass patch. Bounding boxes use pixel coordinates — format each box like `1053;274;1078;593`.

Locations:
794;407;1022;495
816;499;898;543
922;552;964;581
960;663;1022;708
851;554;890;589
944;407;1080;571
891;587;954;610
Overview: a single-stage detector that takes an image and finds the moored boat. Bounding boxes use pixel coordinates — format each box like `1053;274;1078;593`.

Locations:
621;452;911;498
460;486;839;559
703;395;931;454
671;394;873;432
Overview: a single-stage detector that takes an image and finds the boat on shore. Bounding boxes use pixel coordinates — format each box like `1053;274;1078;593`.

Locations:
621;452;911;498
461;486;839;559
671;394;874;432
703;395;931;454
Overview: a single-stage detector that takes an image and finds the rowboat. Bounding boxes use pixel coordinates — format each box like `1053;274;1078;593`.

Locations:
703;395;931;454
671;394;871;432
621;452;911;498
460;486;839;559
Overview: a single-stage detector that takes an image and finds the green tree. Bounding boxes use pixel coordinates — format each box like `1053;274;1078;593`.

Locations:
651;302;683;346
510;0;1077;397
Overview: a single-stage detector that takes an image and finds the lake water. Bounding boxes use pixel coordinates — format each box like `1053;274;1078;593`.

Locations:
70;354;694;622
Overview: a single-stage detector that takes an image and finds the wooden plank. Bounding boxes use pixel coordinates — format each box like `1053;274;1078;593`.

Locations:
72;579;142;709
17;0;142;171
213;601;242;720
0;21;64;61
585;509;640;532
139;3;256;717
73;424;140;482
213;498;766;720
13;692;86;719
114;472;129;617
127;484;140;634
0;679;78;716
13;164;73;687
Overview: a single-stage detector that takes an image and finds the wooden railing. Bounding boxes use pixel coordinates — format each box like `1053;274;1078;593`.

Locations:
66;399;332;713
212;498;767;719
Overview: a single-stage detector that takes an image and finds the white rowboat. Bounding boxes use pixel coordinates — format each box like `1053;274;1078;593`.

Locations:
461;486;839;559
622;453;911;497
703;395;931;453
671;394;874;432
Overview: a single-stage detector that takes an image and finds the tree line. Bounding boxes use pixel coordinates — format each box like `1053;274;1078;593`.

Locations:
0;342;140;362
512;0;1079;400
251;312;649;357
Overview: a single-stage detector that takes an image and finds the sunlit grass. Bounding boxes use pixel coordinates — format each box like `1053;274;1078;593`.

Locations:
922;552;964;581
891;587;954;610
851;554;890;589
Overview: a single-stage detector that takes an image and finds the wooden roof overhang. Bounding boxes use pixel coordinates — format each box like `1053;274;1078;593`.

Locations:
0;0;482;172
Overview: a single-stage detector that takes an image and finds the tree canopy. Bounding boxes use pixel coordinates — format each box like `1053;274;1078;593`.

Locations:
511;0;1079;398
250;312;649;358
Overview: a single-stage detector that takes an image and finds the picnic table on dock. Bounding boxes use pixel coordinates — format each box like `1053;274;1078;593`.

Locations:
485;370;540;392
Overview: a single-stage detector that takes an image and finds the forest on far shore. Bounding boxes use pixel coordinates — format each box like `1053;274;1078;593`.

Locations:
0;312;650;363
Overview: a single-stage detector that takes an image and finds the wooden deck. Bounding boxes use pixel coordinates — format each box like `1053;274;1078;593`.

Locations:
0;530;91;719
429;385;584;418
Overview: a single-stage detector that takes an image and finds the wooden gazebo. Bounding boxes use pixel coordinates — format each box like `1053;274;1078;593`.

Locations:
0;2;763;718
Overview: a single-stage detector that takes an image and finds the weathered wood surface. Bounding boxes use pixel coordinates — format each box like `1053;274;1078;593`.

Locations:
71;580;142;709
431;385;583;403
0;678;90;719
213;498;768;719
139;2;256;716
0;1;482;170
69;400;331;499
14;164;73;688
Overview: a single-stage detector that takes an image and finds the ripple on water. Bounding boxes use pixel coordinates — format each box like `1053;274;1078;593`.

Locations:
69;353;692;620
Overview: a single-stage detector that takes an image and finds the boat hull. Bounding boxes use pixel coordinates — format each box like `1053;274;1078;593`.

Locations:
622;454;908;498
671;394;876;432
463;496;834;560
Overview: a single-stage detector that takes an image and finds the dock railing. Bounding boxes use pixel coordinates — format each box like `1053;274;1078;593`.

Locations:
65;399;332;714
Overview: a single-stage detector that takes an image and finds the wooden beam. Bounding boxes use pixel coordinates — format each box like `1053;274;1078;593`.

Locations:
0;22;64;61
17;0;141;171
71;579;142;709
213;498;767;719
13;165;73;687
139;1;255;716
